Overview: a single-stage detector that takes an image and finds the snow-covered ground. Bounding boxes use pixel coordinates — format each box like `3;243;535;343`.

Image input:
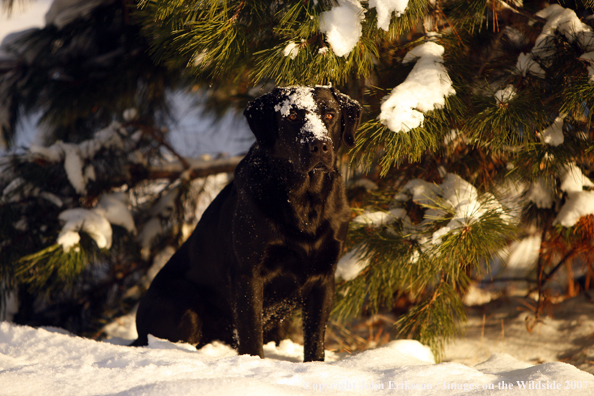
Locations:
1;320;593;396
446;292;594;375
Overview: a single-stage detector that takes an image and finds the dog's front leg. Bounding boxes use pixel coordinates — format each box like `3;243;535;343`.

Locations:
233;274;265;358
302;277;335;362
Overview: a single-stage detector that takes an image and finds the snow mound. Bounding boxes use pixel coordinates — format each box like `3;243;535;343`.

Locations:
473;353;534;374
1;321;593;395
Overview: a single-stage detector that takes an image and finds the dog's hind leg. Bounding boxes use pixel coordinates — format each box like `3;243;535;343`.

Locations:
133;278;205;347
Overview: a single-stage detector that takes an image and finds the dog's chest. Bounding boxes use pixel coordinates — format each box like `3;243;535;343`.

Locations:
288;195;325;234
284;173;342;234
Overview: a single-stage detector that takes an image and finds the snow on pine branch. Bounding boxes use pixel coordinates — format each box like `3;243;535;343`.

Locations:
30;121;130;195
319;0;410;57
396;173;509;246
319;0;365;57
57;193;136;252
379;41;456;133
517;4;594;79
369;0;410;31
336;172;509;280
553;163;594;227
537;115;564;146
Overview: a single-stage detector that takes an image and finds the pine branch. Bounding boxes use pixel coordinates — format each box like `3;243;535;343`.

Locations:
147;155;243;180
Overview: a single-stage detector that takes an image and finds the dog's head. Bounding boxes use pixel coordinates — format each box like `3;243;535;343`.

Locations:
244;86;362;173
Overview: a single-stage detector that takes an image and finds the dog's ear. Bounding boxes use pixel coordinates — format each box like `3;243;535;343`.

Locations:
244;91;278;148
332;88;362;149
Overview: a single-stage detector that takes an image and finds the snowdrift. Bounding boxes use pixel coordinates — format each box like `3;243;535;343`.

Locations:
0;322;592;395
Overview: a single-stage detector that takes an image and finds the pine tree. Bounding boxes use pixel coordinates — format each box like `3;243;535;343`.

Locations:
2;0;594;360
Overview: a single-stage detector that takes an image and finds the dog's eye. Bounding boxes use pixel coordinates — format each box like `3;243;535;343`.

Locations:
288;113;298;121
325;113;334;120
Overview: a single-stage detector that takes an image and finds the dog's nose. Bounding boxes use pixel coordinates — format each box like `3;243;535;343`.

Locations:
308;141;329;153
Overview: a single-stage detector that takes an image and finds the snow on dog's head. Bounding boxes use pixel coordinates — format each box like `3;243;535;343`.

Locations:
273;86;331;144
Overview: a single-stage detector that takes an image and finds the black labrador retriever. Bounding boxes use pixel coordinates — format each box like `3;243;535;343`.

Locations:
133;86;361;362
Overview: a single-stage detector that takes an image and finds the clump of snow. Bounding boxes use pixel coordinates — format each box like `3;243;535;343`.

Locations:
462;284;494;306
395;178;440;205
579;52;594;81
283;42;299;59
62;143;87;194
1;321;593;396
516;52;545;78
352;208;406;227
57;208;113;250
436;174;482;231
342;172;510;280
95;192;137;234
369;0;409;31
516;4;594;78
397;173;506;245
56;230;81;252
335;247;371;281
0;1;51;46
534;5;594;54
56;192;136;252
494;85;516;104
319;0;365;57
526;178;555;209
554;163;594;227
559;163;593;193
301;113;328;143
379;42;456;133
538;116;564;146
554;190;594;227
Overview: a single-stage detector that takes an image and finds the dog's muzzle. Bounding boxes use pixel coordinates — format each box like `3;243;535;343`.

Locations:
306;138;333;172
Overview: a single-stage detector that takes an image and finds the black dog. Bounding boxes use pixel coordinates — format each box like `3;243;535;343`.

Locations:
133;86;361;362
